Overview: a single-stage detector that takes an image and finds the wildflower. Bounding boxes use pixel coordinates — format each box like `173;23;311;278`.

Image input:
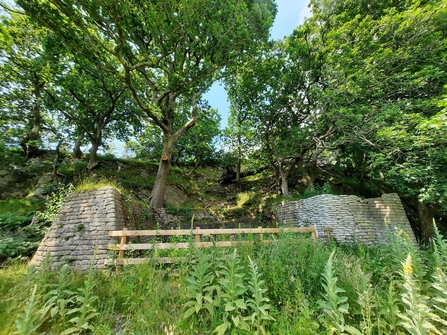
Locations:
403;264;413;275
23;256;29;261
428;237;433;243
403;254;413;276
231;235;235;240
160;322;165;329
385;239;388;243
397;230;410;240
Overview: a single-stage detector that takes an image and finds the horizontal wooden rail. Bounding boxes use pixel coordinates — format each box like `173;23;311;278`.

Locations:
108;227;315;237
108;239;290;251
108;226;316;268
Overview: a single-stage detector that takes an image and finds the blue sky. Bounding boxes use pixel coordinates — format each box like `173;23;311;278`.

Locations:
204;0;312;128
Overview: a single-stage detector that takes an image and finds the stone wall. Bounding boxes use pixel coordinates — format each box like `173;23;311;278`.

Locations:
30;186;127;270
31;189;418;270
275;193;417;245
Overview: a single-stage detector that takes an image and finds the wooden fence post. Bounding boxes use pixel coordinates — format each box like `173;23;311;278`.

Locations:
311;227;317;240
117;228;128;271
195;227;201;244
258;226;263;242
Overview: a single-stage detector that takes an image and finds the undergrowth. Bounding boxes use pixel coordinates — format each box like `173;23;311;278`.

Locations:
1;223;447;334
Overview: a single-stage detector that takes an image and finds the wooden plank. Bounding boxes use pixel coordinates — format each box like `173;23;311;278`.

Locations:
108;227;315;237
108;240;264;251
109;242;190;250
108;257;185;265
109;229;193;237
107;240;274;251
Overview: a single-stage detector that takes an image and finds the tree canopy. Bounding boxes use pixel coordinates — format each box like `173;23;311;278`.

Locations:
14;0;277;207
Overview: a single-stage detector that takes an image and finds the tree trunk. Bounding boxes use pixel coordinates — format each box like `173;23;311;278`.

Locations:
236;133;242;188
278;162;290;197
281;177;290;198
308;147;324;190
73;130;84;158
416;202;440;241
22;82;44;158
87;140;100;170
150;136;175;208
186;154;202;176
308;160;317;190
53;139;63;183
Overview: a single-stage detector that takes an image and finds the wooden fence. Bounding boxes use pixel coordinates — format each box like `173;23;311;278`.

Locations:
108;226;317;266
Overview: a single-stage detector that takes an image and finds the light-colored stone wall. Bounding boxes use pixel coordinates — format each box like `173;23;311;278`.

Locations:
30;186;126;270
275;193;417;245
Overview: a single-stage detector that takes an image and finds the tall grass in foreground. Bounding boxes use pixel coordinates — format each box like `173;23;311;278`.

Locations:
1;223;447;334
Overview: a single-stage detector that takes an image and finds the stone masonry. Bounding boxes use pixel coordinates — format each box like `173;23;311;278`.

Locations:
31;189;417;270
30;186;126;270
275;193;417;245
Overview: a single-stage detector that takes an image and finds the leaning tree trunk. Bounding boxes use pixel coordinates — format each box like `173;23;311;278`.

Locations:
150;136;175;208
73;129;85;158
53;139;63;183
308;146;325;190
22;82;44;158
87;139;101;170
278;162;290;198
416;201;440;241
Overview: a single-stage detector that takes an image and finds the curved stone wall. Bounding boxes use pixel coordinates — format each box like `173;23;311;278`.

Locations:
275;193;417;245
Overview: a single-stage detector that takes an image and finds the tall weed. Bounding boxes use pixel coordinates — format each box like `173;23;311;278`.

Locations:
182;250;221;330
245;256;274;335
397;254;444;335
317;250;361;335
214;249;250;334
60;254;99;335
14;285;44;335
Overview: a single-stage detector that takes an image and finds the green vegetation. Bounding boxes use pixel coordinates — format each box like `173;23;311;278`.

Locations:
0;226;446;334
1;0;447;331
0;0;446;239
0;200;46;262
75;177;122;193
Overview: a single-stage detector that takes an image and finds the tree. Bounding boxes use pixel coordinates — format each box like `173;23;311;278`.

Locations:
0;10;58;157
225;35;335;196
129;100;221;169
16;0;277;207
46;56;139;169
308;0;447;239
224;64;262;188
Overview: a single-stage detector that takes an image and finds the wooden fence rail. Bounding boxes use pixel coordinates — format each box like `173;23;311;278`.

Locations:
108;226;317;266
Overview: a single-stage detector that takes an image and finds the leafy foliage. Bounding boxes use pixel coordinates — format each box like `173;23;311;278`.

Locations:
1;229;447;334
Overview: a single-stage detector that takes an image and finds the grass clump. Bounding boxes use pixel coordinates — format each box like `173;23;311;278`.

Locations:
75;176;123;193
